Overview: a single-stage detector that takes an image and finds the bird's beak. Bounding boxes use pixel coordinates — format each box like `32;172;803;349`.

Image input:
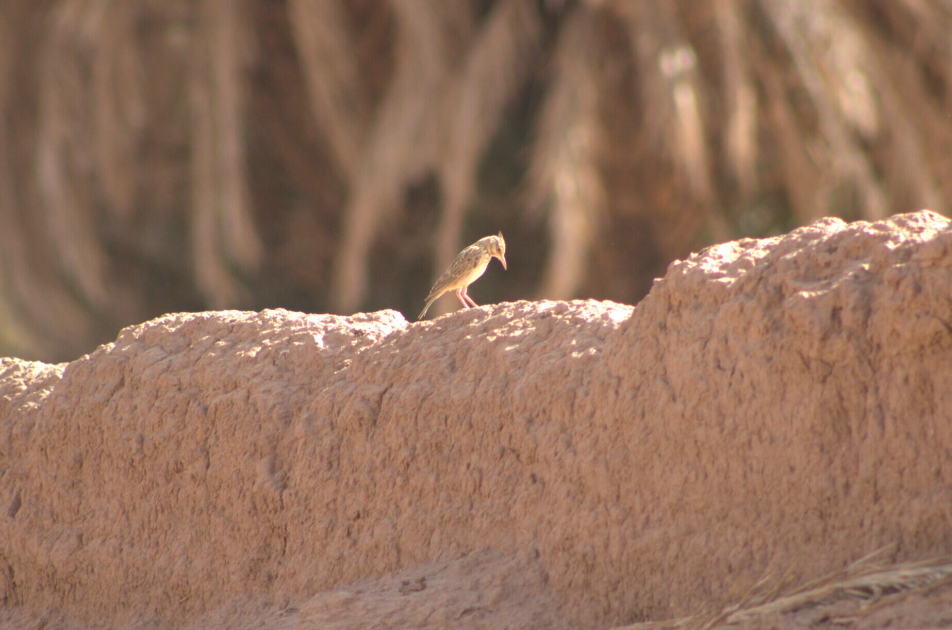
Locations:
499;255;507;270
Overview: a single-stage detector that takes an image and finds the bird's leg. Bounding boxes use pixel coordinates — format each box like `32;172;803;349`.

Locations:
461;287;479;308
456;288;470;308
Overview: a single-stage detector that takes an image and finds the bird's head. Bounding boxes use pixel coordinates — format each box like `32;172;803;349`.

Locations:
485;232;506;270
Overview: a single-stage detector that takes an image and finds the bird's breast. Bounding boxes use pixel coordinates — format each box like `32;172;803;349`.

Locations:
458;259;490;287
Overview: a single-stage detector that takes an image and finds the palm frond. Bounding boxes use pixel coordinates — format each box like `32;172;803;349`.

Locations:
715;0;758;199
92;1;145;220
760;0;887;219
430;0;544;314
529;9;603;300
36;0;112;309
332;0;474;313
610;0;729;241
288;0;369;181
190;0;263;308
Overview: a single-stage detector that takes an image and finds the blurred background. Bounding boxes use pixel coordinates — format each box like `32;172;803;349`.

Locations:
0;0;950;362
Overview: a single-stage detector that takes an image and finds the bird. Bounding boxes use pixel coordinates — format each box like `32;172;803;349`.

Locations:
419;233;507;319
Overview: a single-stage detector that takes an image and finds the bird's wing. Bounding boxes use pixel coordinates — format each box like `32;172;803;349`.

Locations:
425;244;482;299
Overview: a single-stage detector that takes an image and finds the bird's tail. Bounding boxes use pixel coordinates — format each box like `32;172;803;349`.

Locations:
418;299;434;320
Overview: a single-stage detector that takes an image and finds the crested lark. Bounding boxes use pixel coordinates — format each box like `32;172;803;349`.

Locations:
418;233;507;319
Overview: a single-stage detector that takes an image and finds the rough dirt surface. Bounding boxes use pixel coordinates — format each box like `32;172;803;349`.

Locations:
2;210;952;630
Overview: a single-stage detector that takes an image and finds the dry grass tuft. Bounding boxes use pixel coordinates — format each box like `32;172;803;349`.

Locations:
613;547;952;630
